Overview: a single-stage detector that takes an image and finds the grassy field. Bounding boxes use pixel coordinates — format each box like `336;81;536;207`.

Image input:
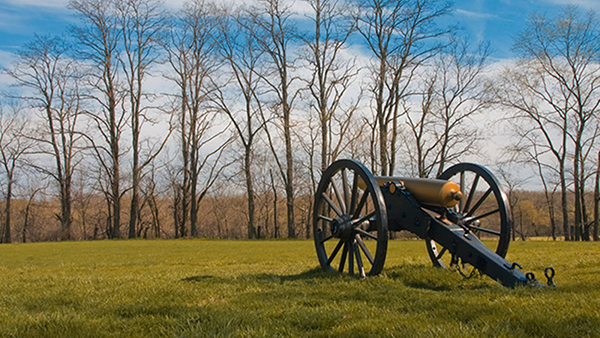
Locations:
0;239;599;337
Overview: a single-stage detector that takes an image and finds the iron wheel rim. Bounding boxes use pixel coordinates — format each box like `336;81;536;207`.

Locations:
313;159;388;277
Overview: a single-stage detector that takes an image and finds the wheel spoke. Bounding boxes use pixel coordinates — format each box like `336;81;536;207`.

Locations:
465;208;500;224
356;228;378;240
350;172;359;214
327;239;344;264
342;169;351;212
354;240;365;278
353;190;370;219
339;242;348;272
466;187;492;217
318;215;334;223
464;174;480;214
320;234;334;243
322;192;343;217
355;234;374;265
352;211;376;228
330;177;347;214
466;225;501;236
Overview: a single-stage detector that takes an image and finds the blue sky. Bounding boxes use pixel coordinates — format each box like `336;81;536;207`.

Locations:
1;0;599;66
451;0;600;59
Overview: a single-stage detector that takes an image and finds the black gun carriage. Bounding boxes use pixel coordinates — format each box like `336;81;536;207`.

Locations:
313;159;554;287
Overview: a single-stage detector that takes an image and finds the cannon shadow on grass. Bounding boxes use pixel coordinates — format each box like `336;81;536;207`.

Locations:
181;267;337;284
181;264;495;291
383;264;496;291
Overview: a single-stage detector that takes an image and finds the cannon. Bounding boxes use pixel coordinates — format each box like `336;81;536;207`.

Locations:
313;159;554;287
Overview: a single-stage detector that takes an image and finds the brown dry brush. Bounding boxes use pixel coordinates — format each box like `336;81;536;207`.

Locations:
2;187;587;242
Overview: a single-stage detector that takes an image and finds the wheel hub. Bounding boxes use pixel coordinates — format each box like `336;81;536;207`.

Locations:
331;214;354;239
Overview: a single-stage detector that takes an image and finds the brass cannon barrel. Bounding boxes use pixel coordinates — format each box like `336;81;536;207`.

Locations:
359;176;462;208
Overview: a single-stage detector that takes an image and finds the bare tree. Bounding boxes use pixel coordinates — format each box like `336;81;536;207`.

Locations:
139;162;164;238
293;0;364;239
265;169;280;238
72;169;94;240
20;177;46;243
356;0;451;175
212;6;266;239
0;105;31;243
594;150;599;241
165;0;231;237
71;0;127;238
6;35;84;241
499;138;560;241
295;111;319;238
496;6;600;240
116;0;171;239
497;151;531;241
529;141;560;240
164;160;185;237
403;38;489;178
579;125;599;241
249;0;299;238
302;0;360;172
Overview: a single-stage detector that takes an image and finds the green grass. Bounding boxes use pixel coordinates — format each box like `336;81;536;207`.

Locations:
0;239;599;337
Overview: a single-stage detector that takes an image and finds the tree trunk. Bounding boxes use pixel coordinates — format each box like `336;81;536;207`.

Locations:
560;167;569;241
111;145;121;239
321;118;328;172
581;154;590;241
519;206;526;241
376;48;388;177
285;179;295;238
22;190;37;243
594;150;599;241
129;140;139;238
180;88;189;239
3;177;12;243
61;181;72;241
283;93;295;238
378;101;388;176
190;171;198;237
549;198;557;241
389;94;400;176
270;170;279;239
245;147;256;239
574;148;582;241
189;103;198;237
129;186;139;238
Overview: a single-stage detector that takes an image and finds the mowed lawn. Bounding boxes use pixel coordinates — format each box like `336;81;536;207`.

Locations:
0;239;599;337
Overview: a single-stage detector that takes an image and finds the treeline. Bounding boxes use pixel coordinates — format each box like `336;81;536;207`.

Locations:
0;0;599;243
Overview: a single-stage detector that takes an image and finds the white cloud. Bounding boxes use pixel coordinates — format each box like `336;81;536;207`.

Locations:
4;0;318;17
3;0;69;8
0;11;17;31
454;9;500;20
0;51;18;95
0;50;16;69
541;0;600;9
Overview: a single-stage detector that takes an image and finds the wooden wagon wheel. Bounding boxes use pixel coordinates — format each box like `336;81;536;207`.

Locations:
426;163;512;272
313;159;388;278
